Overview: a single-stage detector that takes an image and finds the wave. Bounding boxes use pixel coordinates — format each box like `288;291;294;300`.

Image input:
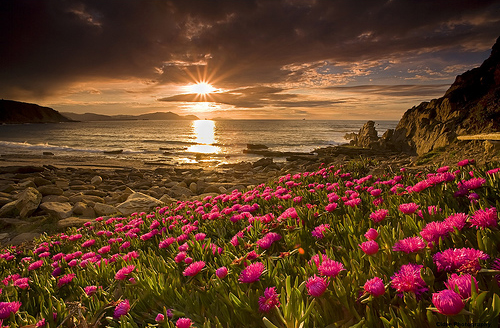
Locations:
0;141;143;154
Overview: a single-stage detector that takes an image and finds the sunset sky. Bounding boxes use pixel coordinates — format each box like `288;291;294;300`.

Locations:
1;0;499;120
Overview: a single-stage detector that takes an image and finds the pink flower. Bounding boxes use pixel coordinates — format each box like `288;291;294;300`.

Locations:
13;277;30;289
57;273;75;288
115;265;135;280
257;232;282;249
359;240;379;255
239;262;265;283
113;299;130;319
460;177;486;190
176;317;192;328
155;313;165;322
363;277;385;297
399;203;419;214
420;221;453;243
318;259;345;277
81;239;95;248
469;207;497;229
325;203;337;212
311;224;330;239
216;266;228;279
258;287;280;312
364;228;378;240
159;237;176;249
175;252;187;263
391;264;427;297
370;209;388;223
393;237;426;254
84;285;99;296
432;290;464;316
246;250;259;260
457;159;474;167
183;261;205;277
433;248;489;273
306;275;328;297
444;213;468;231
98;245;111;254
28;260;44;271
445;273;478;299
0;301;22;319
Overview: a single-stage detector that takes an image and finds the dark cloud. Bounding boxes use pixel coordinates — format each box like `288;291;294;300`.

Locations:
1;0;499;99
159;86;344;108
325;84;451;98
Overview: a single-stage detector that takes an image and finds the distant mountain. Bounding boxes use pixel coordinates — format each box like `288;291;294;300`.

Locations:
61;111;199;121
0;99;73;124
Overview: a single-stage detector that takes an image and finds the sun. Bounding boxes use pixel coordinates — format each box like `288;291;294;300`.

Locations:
188;82;216;95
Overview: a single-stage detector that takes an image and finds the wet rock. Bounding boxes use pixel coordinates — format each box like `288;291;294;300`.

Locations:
40;202;73;219
253;157;273;168
37;185;64;196
116;192;163;216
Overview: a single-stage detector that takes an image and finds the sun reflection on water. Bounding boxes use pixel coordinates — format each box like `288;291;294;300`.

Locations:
188;120;220;154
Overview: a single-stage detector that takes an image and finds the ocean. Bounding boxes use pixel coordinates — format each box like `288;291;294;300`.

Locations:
0;120;398;166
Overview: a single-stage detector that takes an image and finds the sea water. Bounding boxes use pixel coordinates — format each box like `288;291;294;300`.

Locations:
0;120;397;166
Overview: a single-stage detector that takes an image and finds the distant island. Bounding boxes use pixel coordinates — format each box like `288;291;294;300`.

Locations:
61;111;199;122
0;99;73;124
0;99;199;124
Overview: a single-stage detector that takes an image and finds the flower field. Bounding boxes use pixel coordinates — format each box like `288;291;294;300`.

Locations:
1;158;500;327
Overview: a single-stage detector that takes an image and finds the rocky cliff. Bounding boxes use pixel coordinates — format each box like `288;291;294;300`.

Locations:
0;100;73;124
389;36;500;155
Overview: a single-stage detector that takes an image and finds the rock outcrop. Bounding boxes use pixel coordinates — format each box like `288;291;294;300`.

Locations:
0;100;73;124
389;36;500;155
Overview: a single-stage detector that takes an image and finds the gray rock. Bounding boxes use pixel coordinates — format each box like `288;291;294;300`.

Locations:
37;185;64;196
40;202;73;219
116;192;163;216
94;203;120;216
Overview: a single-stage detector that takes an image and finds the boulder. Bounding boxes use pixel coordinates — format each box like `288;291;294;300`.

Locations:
34;177;52;187
40;202;73;219
15;187;42;218
57;217;92;229
169;185;193;198
116;192;163;216
94;203;120;216
10;232;41;245
252;157;273;168
159;194;177;204
37;185;64;196
353;121;379;148
41;195;70;203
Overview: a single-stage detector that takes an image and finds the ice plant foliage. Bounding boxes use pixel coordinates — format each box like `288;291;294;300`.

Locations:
0;158;499;326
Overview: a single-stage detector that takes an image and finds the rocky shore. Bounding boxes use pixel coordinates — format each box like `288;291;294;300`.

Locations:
0;147;418;246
